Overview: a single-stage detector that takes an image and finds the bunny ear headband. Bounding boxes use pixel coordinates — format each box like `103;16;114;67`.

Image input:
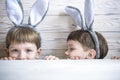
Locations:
65;0;100;59
6;0;49;27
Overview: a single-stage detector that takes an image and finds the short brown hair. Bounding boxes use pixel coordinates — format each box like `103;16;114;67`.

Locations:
67;30;108;59
6;27;41;49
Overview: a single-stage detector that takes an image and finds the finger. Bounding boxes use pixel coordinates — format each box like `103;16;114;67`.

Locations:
55;57;59;60
12;57;16;60
8;57;16;60
52;56;59;60
70;57;74;60
46;55;59;60
2;57;9;60
73;56;76;60
44;55;54;60
8;57;13;60
75;56;80;60
48;56;56;60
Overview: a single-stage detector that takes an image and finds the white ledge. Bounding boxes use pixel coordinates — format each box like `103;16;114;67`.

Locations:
0;60;120;80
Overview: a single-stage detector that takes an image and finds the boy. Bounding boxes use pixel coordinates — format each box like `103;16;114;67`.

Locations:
0;0;49;60
1;27;41;60
45;30;108;60
45;0;108;60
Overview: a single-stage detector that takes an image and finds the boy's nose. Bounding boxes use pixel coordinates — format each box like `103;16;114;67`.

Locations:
18;51;26;60
65;51;69;55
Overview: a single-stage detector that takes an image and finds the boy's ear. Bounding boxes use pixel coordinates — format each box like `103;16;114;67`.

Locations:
36;48;42;59
86;49;96;59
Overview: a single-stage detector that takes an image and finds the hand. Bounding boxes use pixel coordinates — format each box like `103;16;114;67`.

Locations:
111;56;120;60
44;55;59;60
0;57;16;60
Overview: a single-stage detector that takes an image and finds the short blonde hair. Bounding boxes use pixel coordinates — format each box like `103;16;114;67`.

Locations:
6;27;41;49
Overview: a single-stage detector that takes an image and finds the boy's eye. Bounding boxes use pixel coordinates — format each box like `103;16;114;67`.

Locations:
11;49;18;52
26;49;32;52
70;48;75;51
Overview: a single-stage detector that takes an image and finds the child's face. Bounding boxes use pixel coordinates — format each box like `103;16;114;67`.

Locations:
65;40;89;60
8;42;41;60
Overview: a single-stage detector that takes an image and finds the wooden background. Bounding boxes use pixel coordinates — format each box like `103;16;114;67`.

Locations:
0;0;120;59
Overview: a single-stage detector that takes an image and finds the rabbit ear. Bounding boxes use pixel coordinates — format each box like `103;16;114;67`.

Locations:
84;0;100;58
65;6;85;30
6;0;24;26
28;0;49;27
84;0;94;30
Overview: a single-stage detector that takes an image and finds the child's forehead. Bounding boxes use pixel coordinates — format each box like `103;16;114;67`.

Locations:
9;42;36;47
10;41;33;45
67;40;81;46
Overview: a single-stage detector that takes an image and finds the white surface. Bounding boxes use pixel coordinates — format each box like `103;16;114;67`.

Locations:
0;60;120;80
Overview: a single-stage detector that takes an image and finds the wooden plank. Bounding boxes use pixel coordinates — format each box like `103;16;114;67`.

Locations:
1;15;120;32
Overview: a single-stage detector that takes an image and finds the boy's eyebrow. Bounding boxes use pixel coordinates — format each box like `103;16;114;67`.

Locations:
68;43;74;47
25;47;35;49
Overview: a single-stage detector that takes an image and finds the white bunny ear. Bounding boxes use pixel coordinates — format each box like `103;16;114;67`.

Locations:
84;0;94;30
28;0;49;27
65;6;85;29
84;0;100;58
6;0;24;26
